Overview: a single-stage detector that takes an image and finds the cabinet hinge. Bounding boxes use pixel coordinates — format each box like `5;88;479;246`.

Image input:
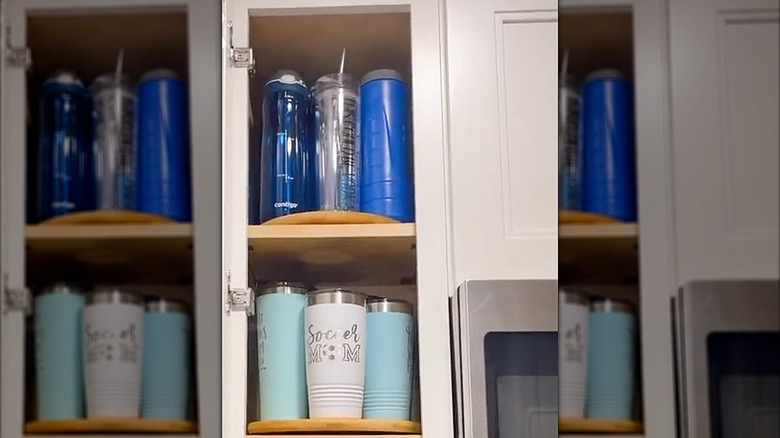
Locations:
226;20;255;75
225;271;254;316
3;275;31;315
4;26;31;70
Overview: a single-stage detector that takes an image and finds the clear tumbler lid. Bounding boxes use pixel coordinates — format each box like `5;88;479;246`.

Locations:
313;72;358;93
90;73;134;94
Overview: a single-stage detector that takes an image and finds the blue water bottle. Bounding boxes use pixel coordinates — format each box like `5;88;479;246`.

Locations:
34;282;86;419
581;69;636;221
256;282;309;420
37;71;95;222
359;70;413;222
136;69;191;221
248;97;262;225
259;70;311;223
363;297;415;419
141;298;192;419
586;298;637;420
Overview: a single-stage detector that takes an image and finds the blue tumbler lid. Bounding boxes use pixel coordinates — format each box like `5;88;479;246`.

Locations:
260;281;309;295
43;70;85;89
265;69;307;91
139;68;181;83
361;69;405;85
367;297;413;314
585;68;626;83
40;281;84;296
591;297;633;314
145;297;189;314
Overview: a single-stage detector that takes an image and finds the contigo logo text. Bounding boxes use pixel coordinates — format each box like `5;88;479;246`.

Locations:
274;201;298;209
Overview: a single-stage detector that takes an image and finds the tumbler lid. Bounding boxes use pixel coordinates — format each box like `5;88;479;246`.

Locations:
361;69;405;85
260;281;308;295
313;72;358;92
139;68;181;83
265;69;306;88
44;70;83;87
88;288;142;306
145;297;189;313
307;288;365;307
41;281;83;295
367;297;413;314
90;73;134;93
560;289;589;305
585;68;625;83
560;73;578;89
590;297;633;314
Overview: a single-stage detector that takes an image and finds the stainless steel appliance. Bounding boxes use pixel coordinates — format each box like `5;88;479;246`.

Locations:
673;280;780;438
451;279;558;438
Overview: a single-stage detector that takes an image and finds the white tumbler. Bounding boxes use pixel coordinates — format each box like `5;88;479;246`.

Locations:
559;289;589;418
305;288;366;418
83;288;144;417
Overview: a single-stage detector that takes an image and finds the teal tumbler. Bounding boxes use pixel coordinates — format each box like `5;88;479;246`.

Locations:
586;298;637;420
141;298;192;419
256;282;309;420
363;298;415;419
34;282;86;420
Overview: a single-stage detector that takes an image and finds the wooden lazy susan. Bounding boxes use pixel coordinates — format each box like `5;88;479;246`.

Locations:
25;418;198;433
261;210;399;225
247;418;422;435
559;209;620;224
559;417;643;433
39;209;175;225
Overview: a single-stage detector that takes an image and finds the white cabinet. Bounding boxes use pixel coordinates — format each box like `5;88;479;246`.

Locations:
557;1;680;437
445;0;558;285
222;0;453;437
669;0;780;282
0;1;221;437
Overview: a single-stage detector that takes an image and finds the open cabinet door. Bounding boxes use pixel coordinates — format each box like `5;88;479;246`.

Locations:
222;0;251;436
1;1;29;436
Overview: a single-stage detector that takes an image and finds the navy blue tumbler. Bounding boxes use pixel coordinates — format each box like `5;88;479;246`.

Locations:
259;70;311;223
37;71;95;222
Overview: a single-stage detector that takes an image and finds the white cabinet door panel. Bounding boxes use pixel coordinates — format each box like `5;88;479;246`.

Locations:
670;0;779;281
446;0;558;285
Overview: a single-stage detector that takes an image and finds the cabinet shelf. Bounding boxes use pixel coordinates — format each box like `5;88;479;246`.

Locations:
559;223;639;284
25;436;197;438
248;223;416;286
25;224;193;286
24;418;197;434
245;436;419;438
559;417;643;433
561;435;643;438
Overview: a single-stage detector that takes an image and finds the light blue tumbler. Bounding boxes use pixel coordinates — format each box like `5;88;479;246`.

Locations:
586;298;637;420
256;282;309;420
34;282;86;420
141;298;192;419
363;298;415;419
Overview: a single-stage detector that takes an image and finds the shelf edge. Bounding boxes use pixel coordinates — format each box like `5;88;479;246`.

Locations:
559;223;638;238
248;223;416;239
25;223;193;239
